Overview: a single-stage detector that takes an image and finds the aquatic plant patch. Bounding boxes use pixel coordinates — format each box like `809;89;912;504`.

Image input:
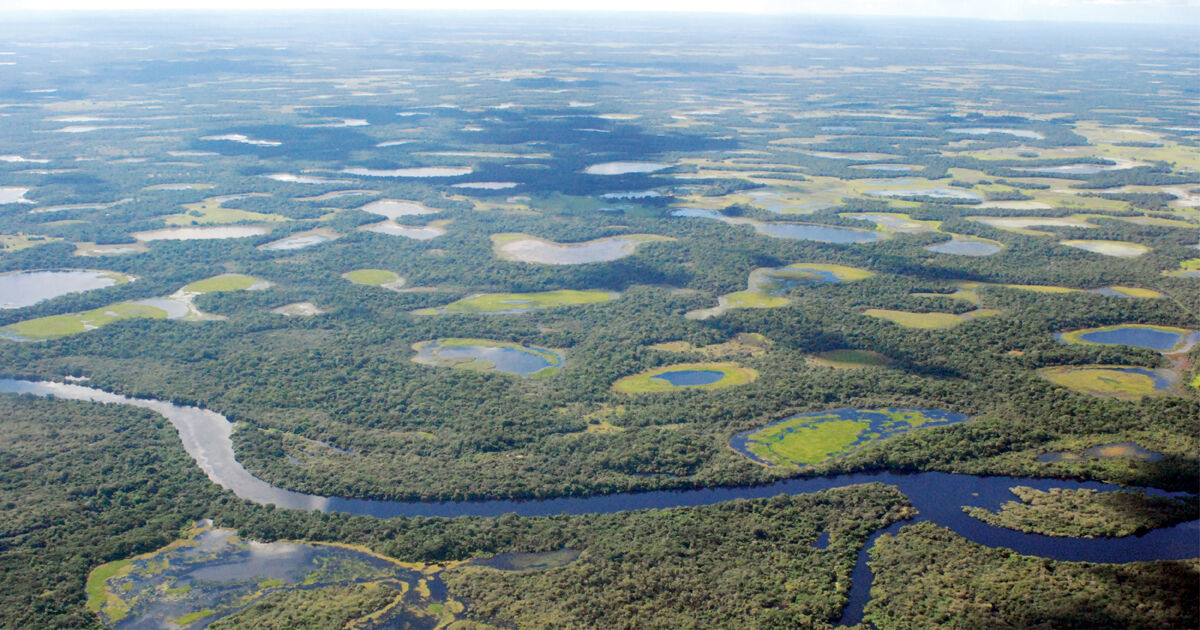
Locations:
731;408;969;466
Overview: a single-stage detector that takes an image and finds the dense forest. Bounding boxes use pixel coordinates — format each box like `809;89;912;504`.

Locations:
0;12;1196;629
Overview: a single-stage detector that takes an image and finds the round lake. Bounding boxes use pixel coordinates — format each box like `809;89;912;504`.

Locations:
925;238;1003;256
1058;325;1196;352
651;369;726;387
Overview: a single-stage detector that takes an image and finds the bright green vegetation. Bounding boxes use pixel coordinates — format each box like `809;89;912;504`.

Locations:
183;273;264;293
611;361;758;393
444;484;912;629
808;349;892;369
413;290;614;314
740;408;966;466
1038;366;1172;400
1;302;168;340
165;195;289;226
85;559;133;617
208;584;405;630
170;609;216;626
752;419;864;465
863;308;998;329
963;486;1199;538
864;522;1199;629
342;268;401;287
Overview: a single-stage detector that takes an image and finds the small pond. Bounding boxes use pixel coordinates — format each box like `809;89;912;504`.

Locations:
651;369;726;387
925;238;1003;256
259;234;330;251
133;226;269;241
1057;325;1197;352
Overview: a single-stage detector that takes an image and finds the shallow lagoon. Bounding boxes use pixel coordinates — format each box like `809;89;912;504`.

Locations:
1060;239;1149;257
584;161;670;175
1039;365;1175;400
673;207;880;244
925;237;1004;256
88;526;461;629
358;199;439;219
258;232;332;251
361;220;447;240
0;270;131;309
947;127;1045;140
133;226;269;241
413;339;563;377
1057;324;1197;352
493;233;670;264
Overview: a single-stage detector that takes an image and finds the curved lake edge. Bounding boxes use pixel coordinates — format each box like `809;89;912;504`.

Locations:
2;378;1195;628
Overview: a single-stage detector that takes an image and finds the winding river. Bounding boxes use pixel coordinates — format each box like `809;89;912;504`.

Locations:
1;378;1195;626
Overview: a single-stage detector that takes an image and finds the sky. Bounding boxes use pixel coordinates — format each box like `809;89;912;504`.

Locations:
0;0;1197;24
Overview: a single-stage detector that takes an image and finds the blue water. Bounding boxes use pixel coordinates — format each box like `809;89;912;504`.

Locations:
1101;368;1173;391
651;369;726;387
423;344;559;376
1058;326;1193;352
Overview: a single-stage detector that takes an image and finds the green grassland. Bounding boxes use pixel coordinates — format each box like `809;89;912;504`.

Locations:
1038;366;1173;400
342;269;402;287
183;273;265;293
611;361;758;394
413;290;614;315
744;409;958;466
864;308;998;329
0;234;61;252
1;302;169;340
164;195;289;226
